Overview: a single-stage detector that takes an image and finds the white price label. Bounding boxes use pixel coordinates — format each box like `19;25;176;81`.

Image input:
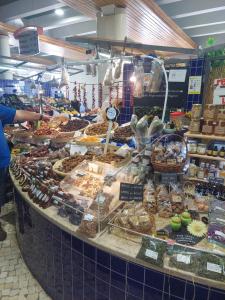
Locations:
215;230;225;239
145;249;158;260
70;144;87;156
97;195;105;204
207;262;222;274
177;254;191;265
83;214;94;221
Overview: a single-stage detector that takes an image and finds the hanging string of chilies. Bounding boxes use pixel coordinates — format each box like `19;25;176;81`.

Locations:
98;83;103;108
78;84;81;102
73;81;77;100
92;84;95;109
83;83;88;110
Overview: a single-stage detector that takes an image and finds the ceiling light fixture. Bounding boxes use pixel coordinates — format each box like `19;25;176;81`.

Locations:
55;8;64;16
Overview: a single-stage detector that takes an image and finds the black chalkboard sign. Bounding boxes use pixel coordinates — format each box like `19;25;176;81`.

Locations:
161;173;178;184
209;177;224;185
119;183;144;202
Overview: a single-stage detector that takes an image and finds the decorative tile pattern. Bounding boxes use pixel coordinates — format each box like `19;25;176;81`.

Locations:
14;190;225;300
0;203;51;300
186;58;205;110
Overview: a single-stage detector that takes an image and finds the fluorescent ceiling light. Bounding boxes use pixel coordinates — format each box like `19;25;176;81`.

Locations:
191;30;225;38
76;31;96;36
55;8;64;16
172;6;225;19
99;52;110;58
183;20;225;30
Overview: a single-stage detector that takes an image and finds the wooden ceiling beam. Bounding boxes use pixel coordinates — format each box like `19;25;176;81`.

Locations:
0;21;88;61
59;0;197;49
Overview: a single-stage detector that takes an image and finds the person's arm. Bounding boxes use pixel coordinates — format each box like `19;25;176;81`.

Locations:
14;110;50;123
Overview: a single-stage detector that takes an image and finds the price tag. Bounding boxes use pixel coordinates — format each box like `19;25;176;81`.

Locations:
83;214;94;221
97;194;105;204
119;183;144;202
209;177;224;185
215;230;225;239
177;254;191;264
145;249;158;260
161;173;178;185
207;262;222;274
106;106;119;121
70;144;87;156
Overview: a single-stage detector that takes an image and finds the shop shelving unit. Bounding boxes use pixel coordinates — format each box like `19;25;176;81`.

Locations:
184;131;225;142
184;131;225;185
187;153;225;162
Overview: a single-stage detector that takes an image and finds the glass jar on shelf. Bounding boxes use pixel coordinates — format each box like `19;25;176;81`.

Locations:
188;159;198;177
188;140;197;153
202;120;214;135
191;104;202;120
197;162;205;179
197;143;207;155
189;119;200;133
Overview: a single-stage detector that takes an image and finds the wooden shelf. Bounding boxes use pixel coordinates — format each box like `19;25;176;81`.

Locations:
184;132;225;142
188;153;225;162
184;176;208;183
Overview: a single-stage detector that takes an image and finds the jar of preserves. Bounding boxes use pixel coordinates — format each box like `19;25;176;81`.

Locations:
188;141;197;153
203;104;217;120
197;143;207;155
202;120;214;135
189;120;200;133
214;120;225;136
191;104;202;120
217;105;225;121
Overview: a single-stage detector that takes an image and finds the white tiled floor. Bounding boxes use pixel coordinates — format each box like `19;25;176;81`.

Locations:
0;203;52;300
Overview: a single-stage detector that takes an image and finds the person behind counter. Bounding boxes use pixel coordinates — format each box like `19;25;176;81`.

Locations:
0;104;50;241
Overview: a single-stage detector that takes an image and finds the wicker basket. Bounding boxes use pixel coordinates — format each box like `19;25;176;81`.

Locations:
151;134;187;173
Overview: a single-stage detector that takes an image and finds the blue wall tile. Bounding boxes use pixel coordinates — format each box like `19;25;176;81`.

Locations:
14;189;225;300
111;256;126;275
127;263;144;283
144;286;162;300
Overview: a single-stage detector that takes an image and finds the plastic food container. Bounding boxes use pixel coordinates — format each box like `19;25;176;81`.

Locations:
170;112;185;130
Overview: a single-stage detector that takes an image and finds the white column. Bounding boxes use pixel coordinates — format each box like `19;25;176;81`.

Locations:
0;31;13;80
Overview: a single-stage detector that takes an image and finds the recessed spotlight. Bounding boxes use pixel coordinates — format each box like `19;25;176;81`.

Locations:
55;8;64;16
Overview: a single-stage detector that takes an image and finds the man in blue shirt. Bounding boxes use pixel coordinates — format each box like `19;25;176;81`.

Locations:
0;104;50;241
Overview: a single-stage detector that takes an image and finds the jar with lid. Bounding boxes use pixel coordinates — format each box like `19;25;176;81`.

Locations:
188;140;197;153
203;104;217;120
202;120;214;135
189;120;200;133
197;162;205;179
170;112;185;130
217;105;225;121
208;164;216;179
188;160;198;177
197;143;207;155
191;104;202;120
214;120;225;136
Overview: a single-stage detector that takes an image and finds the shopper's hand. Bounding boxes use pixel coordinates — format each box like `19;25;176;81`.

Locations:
41;114;51;122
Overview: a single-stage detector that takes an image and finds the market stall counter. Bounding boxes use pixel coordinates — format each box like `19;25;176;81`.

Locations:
11;172;225;300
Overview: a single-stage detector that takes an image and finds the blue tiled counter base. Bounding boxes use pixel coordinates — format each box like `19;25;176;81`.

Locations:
14;190;225;300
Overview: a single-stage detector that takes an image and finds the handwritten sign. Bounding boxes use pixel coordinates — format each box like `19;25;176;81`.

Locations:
119;183;144;202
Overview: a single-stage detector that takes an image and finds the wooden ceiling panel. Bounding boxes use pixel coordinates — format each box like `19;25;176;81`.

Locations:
59;0;196;49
